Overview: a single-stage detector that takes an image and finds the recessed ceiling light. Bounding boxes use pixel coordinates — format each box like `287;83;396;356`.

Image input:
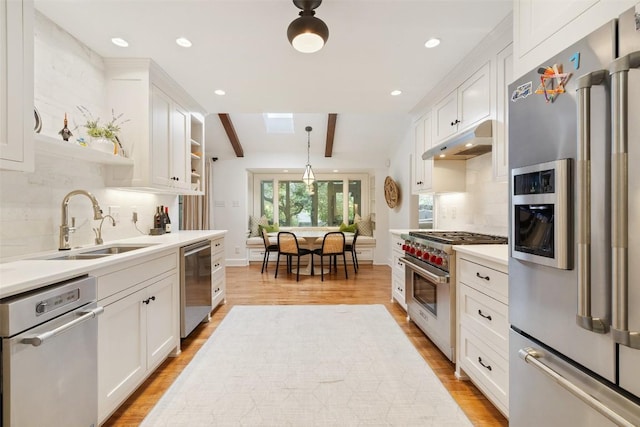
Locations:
283;169;289;173
390;90;402;96
333;169;339;173
111;37;129;47
176;37;192;48
425;38;441;48
214;89;226;96
465;143;473;147
439;154;446;158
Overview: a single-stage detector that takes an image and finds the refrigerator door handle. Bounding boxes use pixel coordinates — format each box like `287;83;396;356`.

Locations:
575;70;608;334
610;52;640;349
518;347;635;427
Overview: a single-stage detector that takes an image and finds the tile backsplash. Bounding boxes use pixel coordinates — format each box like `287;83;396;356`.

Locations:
435;153;508;237
0;11;177;259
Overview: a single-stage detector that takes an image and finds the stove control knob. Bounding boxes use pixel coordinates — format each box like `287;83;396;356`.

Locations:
436;257;444;265
430;254;437;263
402;244;407;251
410;246;416;255
422;252;430;260
416;249;422;257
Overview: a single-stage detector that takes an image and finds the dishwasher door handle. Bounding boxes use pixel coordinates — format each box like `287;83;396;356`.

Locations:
21;306;104;347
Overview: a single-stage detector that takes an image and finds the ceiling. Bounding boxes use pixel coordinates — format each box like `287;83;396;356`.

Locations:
34;0;513;161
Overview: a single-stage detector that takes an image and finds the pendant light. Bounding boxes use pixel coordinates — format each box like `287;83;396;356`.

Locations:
302;126;315;193
287;0;329;53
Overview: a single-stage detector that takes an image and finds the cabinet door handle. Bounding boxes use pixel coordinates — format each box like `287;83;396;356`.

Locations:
478;357;492;371
476;272;490;281
450;119;460;126
478;309;492;321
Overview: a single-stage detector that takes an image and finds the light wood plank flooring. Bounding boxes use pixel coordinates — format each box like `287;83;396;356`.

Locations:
103;264;508;426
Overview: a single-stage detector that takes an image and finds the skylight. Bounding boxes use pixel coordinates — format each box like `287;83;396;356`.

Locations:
263;113;294;134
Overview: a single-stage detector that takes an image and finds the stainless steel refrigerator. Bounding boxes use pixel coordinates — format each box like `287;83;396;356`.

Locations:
508;5;640;425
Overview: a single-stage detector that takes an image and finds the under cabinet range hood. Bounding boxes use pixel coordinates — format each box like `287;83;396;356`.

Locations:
422;119;494;160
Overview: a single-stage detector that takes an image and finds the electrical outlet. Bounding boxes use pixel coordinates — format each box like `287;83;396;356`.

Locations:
108;206;121;224
234;246;240;254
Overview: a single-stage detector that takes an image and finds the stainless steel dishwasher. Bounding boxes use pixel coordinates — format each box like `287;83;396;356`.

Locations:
180;240;212;338
0;275;103;426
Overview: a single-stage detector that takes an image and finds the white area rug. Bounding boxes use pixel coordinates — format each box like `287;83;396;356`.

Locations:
142;305;471;426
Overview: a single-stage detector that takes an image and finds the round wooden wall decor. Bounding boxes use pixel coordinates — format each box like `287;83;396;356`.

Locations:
384;176;399;208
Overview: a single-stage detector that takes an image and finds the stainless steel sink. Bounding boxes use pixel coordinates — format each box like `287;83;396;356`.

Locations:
38;244;157;260
81;245;154;255
49;253;113;260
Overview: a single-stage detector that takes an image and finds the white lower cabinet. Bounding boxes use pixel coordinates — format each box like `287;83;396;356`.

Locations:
455;250;509;417
95;251;179;424
390;232;407;311
211;236;226;307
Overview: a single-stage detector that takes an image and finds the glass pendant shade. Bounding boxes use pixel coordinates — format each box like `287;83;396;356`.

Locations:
302;164;315;186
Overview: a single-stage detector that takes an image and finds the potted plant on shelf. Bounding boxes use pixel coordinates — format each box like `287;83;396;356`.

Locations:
77;106;129;156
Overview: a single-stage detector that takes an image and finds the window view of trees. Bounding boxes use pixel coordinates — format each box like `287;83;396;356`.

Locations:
258;176;364;227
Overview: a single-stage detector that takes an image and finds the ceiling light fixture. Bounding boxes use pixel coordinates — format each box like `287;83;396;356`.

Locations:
390;90;402;96
214;89;226;96
111;37;129;47
425;38;441;48
287;0;329;53
302;126;315;193
176;37;192;48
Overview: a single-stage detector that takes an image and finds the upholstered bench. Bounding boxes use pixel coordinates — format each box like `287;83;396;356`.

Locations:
246;227;376;265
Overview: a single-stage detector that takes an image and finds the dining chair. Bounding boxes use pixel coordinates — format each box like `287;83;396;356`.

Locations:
260;227;279;274
313;231;348;281
345;229;359;273
275;231;313;281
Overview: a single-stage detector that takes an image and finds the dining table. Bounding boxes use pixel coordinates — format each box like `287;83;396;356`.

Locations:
268;230;354;276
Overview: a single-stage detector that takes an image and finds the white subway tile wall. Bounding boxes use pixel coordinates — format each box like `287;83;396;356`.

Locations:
0;12;178;259
435;153;508;237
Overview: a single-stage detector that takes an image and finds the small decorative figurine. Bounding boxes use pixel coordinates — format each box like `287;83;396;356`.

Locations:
58;113;73;141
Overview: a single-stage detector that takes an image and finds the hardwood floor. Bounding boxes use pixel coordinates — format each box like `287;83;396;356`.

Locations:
103;264;508;426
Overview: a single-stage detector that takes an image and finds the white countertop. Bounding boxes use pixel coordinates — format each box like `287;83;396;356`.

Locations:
0;230;226;299
452;244;509;266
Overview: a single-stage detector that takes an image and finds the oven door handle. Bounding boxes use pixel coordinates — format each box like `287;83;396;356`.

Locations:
21;306;104;347
402;258;449;284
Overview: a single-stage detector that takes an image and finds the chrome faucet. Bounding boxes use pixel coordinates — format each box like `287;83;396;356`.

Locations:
59;190;104;250
93;214;116;245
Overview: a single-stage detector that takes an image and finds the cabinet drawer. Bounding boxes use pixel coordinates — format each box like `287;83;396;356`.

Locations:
459;284;509;355
392;275;407;310
97;252;177;300
212;237;224;254
459;258;508;303
354;247;373;261
391;235;405;253
459;326;509;416
392;252;405;279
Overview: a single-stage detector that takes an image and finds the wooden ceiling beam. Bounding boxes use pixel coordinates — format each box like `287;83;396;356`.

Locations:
218;113;244;157
324;113;337;157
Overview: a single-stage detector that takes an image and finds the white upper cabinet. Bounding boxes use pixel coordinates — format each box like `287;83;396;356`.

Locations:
494;43;513;182
433;62;491;144
513;0;637;78
0;0;34;172
104;59;204;194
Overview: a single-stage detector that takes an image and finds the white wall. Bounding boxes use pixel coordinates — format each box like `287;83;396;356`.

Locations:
0;12;177;259
435;153;508;236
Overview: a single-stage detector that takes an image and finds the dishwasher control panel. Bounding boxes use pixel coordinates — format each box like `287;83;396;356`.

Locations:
35;288;80;315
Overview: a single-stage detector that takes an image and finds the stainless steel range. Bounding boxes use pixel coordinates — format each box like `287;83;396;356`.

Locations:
400;231;507;361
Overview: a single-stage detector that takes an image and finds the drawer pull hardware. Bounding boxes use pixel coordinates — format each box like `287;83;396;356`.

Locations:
143;296;156;305
477;310;492;321
476;272;490;281
478;357;492;371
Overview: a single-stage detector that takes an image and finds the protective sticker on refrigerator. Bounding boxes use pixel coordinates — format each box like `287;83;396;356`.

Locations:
535;64;571;103
511;81;532;102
